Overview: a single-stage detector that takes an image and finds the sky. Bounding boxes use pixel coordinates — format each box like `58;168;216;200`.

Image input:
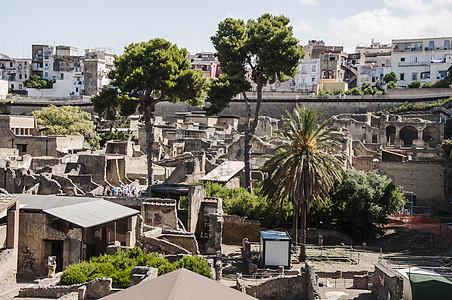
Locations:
2;0;452;58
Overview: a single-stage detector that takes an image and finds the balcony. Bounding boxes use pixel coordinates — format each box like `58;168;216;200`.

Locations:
393;47;422;53
398;61;430;67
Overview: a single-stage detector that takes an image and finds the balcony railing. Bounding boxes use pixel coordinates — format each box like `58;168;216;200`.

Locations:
393;47;422;53
398;61;431;67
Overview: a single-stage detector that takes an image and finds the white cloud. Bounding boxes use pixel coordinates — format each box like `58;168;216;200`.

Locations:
294;19;315;36
296;0;318;6
312;1;452;52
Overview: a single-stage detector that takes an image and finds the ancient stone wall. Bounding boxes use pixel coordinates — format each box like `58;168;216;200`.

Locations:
18;212;81;276
375;161;446;208
371;263;403;300
240;273;308;300
161;233;199;254
0;248;17;284
155;98;441;120
77;154;106;185
0;224;6;247
188;185;205;234
223;215;260;244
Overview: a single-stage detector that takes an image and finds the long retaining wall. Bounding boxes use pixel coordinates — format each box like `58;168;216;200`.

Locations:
3;93;450;119
154;95;450;120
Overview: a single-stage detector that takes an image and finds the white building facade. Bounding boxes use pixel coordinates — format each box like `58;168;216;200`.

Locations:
295;58;320;92
391;37;452;87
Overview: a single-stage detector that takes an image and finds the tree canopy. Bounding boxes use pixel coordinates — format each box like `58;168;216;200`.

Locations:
208;13;304;192
383;72;398;84
261;107;343;260
32;105;100;148
309;169;405;241
24;74;55;89
94;38;207;188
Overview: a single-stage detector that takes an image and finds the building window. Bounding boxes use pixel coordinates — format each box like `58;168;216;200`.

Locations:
400;57;405;62
312;77;315;83
19;74;22;79
45;72;48;77
400;73;405;81
427;41;434;50
413;56;418;64
75;87;79;92
16;144;27;154
301;65;307;74
11;84;14;89
25;74;27;79
412;73;418;81
10;62;13;68
421;72;430;79
19;84;22;89
324;56;328;61
61;73;64;79
445;40;450;49
312;65;316;72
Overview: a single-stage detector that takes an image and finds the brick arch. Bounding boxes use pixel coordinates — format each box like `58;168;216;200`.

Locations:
423;126;440;148
399;126;418;147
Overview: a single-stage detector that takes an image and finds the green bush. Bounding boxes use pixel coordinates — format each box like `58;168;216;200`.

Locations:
173;256;212;279
408;81;421;88
386;81;398;89
350;87;363;95
60;261;92;285
60;248;213;288
24;74;55;89
422;81;433;88
205;182;292;228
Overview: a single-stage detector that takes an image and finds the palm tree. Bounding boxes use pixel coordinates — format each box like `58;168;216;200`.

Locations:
262;107;343;261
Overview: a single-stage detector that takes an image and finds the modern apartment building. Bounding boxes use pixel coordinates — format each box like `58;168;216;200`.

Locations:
294;58;320;92
83;48;115;95
189;52;220;79
356;40;392;87
0;56;31;92
391;37;452;87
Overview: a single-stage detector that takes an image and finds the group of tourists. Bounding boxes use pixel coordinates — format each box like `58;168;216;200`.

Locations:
104;184;138;197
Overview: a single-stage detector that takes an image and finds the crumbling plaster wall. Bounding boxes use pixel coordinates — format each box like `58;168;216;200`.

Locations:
187;185;205;234
142;200;178;231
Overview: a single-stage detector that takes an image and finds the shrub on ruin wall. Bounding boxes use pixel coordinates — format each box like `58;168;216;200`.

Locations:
60;248;212;288
374;96;452;115
173;255;212;279
205;181;292;228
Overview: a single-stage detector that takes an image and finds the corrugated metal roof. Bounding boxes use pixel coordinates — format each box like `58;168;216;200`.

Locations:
100;268;256;300
20;195;139;228
20;195;97;210
200;161;244;182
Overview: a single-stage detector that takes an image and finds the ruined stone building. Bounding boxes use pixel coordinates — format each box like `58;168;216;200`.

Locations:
17;195;139;276
0;194;20;284
330;112;448;213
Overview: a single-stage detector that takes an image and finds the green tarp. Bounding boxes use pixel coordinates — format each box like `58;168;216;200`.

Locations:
409;273;452;300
